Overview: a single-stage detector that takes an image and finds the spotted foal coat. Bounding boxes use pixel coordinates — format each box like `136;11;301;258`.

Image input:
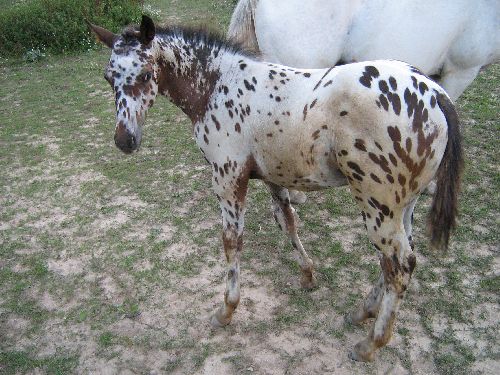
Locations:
90;16;463;362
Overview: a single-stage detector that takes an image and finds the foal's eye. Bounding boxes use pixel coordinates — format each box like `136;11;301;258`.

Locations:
143;72;153;82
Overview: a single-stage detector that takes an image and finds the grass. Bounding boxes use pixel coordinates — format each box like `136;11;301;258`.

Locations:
0;351;78;375
0;0;22;9
1;1;499;374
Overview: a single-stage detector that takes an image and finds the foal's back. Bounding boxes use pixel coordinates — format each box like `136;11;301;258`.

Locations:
240;60;448;196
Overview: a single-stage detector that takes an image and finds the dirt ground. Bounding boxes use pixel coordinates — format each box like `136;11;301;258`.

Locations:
0;2;499;374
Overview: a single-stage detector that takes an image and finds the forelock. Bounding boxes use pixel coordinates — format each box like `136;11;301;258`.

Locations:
121;26;140;42
111;26;143;55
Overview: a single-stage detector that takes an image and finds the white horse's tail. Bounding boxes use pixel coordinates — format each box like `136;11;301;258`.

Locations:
228;0;260;53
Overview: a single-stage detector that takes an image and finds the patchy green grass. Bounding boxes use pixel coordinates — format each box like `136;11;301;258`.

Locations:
147;0;236;29
0;351;78;375
1;1;499;374
0;0;23;9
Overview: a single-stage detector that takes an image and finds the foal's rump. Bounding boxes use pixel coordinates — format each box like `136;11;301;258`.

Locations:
326;61;449;204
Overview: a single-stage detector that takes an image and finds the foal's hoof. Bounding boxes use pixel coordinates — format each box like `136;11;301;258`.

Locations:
289;190;307;205
348;340;375;362
210;310;231;328
300;271;317;289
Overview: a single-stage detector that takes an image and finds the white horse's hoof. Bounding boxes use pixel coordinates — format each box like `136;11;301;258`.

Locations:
424;181;437;195
289;190;307;204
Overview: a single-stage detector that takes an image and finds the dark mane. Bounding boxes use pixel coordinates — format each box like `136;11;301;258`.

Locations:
121;24;258;59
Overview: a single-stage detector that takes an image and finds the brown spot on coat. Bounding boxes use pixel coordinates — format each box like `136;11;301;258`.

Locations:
389;76;397;90
371;173;382;183
405;138;412;153
419;82;428;95
379;80;389;93
354;139;366;151
347;161;365;176
211;114;221;131
379;94;389;111
398;174;406;186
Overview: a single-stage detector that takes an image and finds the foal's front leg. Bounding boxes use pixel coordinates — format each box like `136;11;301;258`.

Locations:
210;172;249;327
266;182;316;289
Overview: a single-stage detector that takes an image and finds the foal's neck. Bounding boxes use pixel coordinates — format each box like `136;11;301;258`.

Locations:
156;33;246;124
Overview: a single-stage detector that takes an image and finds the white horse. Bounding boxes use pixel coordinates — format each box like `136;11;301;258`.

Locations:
229;0;498;201
229;0;500;101
89;15;463;362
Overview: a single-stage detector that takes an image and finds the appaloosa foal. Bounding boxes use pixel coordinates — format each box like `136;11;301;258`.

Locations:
89;16;462;362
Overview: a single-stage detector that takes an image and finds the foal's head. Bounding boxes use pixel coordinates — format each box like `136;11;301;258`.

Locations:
89;16;159;153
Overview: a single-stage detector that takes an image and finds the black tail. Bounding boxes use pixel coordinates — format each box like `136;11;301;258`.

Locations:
428;93;464;250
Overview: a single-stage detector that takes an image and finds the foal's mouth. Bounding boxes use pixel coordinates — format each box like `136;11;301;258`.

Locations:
114;121;142;154
114;132;140;154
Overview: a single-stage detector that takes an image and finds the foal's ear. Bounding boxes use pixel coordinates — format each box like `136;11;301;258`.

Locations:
86;20;118;49
140;15;156;45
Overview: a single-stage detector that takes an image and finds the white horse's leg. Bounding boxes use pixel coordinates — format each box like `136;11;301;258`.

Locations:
266;182;316;289
439;65;482;101
227;0;259;52
424;180;437;195
349;210;416;362
210;172;250;327
288;189;308;204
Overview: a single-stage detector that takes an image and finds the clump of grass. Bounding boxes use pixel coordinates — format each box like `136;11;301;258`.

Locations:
0;351;78;375
0;0;144;57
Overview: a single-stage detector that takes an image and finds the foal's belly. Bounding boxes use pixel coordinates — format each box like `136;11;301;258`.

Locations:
268;167;348;191
253;139;348;191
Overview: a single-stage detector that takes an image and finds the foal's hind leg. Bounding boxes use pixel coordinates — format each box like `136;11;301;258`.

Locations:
347;198;418;325
349;210;416;362
266;182;317;289
288;189;308;204
346;271;384;325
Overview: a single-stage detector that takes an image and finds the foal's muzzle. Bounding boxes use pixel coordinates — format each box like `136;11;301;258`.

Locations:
114;122;139;153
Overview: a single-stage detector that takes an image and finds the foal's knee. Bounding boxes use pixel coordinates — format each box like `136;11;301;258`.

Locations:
380;252;416;296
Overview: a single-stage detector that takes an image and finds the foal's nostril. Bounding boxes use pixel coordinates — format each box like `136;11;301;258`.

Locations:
114;132;136;153
114;121;139;153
